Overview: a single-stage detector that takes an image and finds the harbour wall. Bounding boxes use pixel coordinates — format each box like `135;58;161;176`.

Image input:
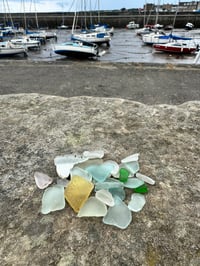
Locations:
1;11;200;29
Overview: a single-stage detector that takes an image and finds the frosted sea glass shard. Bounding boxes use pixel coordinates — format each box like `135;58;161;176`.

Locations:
85;161;117;183
77;197;107;217
41;185;65;214
121;153;139;163
95;189;115;206
95;178;123;191
123;178;144;189
64;175;94;213
34;171;53;189
136;172;156;185
103;197;132;229
104;160;119;176
55;162;74;179
122;161;140;176
54;154;88;179
109;187;126;201
76;159;103;170
70;167;93;182
128;194;146;212
83;150;104;159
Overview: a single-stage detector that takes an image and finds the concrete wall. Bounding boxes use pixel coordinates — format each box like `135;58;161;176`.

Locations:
0;11;200;29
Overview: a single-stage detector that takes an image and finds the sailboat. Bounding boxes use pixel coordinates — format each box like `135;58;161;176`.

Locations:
71;0;111;46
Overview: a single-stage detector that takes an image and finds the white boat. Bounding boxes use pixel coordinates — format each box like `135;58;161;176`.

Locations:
142;31;167;45
10;35;40;49
89;24;114;36
126;21;139;29
136;27;154;36
53;40;99;58
0;41;27;57
71;31;111;46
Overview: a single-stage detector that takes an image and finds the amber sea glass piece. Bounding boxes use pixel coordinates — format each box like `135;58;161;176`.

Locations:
64;175;94;213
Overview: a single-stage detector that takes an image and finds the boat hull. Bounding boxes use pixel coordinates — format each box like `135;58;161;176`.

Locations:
54;42;98;58
153;43;197;54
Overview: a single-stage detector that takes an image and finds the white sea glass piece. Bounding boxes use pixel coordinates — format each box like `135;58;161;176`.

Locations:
121;153;139;163
34;171;53;189
128;193;146;212
104;160;119;176
103;197;132;229
136;172;156;185
123;178;144;189
122;161;140;176
54;154;88;165
95;189;115;206
55;162;74;179
77;197;107;217
41;185;65;214
54;154;88;179
83;150;104;159
70;167;93;181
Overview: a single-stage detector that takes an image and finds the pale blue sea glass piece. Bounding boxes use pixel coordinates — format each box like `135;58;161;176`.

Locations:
95;178;123;191
41;185;65;214
103;196;132;229
77;197;107;217
128;193;146;212
109;187;126;201
85;161;118;183
123;178;144;189
70;166;93;181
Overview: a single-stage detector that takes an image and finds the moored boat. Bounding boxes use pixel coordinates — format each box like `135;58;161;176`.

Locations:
153;41;198;54
53;40;99;58
0;41;27;57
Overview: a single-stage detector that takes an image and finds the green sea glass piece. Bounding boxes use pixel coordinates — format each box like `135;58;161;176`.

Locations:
133;184;148;194
103;196;132;229
119;168;129;183
41;185;65;214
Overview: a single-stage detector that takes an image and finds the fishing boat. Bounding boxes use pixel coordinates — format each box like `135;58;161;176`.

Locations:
153;40;198;54
53;40;99;58
0;41;27;57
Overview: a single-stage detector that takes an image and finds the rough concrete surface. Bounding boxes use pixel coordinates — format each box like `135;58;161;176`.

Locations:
0;92;200;266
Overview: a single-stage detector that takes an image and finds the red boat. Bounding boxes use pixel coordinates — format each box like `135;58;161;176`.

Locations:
153;41;198;54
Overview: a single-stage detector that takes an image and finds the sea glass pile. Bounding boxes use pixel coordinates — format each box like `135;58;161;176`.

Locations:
34;151;155;229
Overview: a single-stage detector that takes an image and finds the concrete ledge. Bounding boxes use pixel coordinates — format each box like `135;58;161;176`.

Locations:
0;94;199;265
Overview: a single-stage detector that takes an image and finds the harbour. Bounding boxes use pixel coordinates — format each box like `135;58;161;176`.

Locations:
1;28;200;64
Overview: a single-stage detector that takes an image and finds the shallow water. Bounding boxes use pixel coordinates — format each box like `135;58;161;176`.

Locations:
6;28;200;64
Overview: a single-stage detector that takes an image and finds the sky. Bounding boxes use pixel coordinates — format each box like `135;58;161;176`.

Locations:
0;0;189;13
